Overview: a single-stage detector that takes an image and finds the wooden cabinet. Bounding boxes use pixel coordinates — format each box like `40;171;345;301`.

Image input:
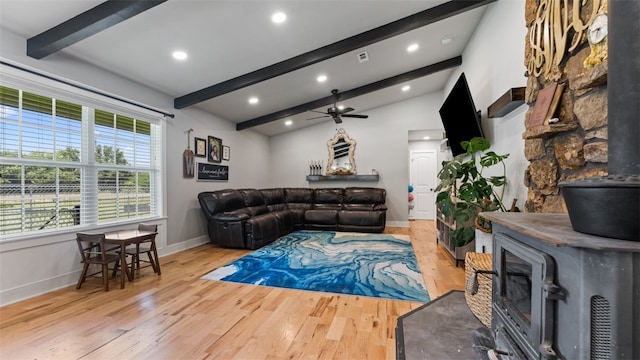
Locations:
435;209;475;267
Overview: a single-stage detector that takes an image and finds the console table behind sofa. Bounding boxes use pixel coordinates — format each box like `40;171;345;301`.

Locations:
198;187;387;249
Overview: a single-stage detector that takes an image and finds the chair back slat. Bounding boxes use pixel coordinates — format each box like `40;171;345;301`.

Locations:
75;232;120;291
76;233;108;262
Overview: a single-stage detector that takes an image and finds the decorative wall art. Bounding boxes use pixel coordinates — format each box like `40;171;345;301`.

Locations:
197;163;229;181
208;136;222;163
194;137;206;157
222;145;230;161
183;129;195;178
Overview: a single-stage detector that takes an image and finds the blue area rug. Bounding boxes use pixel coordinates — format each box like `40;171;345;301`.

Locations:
202;231;430;302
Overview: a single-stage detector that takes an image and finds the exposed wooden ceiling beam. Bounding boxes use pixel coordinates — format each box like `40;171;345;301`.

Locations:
175;0;495;109
27;0;167;59
236;56;462;131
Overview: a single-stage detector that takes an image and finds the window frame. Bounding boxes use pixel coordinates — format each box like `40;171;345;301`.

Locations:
0;78;165;242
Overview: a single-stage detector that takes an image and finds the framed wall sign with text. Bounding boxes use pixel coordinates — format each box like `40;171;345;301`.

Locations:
197;163;229;181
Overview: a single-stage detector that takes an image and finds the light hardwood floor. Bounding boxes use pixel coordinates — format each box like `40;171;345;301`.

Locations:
0;220;465;360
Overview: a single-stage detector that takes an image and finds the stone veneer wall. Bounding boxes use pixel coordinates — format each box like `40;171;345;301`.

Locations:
522;0;608;213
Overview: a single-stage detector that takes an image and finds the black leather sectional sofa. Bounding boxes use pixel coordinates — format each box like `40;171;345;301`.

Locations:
198;187;387;249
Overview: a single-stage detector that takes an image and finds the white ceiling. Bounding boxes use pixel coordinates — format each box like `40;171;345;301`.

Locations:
0;0;490;137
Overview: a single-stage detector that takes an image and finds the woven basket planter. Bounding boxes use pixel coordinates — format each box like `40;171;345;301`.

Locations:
464;252;493;327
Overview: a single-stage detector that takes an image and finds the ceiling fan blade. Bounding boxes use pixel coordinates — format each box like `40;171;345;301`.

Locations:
307;115;329;120
332;115;343;124
341;114;368;119
308;109;327;114
340;107;355;114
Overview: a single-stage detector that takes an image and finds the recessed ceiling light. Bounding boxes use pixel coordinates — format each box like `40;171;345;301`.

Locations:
441;36;453;45
407;43;419;52
248;97;259;104
284;119;293;126
423;136;431;140
316;74;327;83
172;51;188;60
272;12;287;24
402;85;411;92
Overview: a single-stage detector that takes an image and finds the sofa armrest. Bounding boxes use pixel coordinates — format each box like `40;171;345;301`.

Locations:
373;204;387;211
212;213;251;222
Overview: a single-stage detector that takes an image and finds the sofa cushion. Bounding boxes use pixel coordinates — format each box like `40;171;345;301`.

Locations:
313;188;343;210
238;189;269;216
338;210;385;226
342;187;386;210
304;209;338;225
284;188;313;227
260;188;288;212
284;188;314;204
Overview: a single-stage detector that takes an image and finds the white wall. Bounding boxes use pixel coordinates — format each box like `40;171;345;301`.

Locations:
269;92;445;227
0;0;529;305
0;28;271;306
443;0;529;209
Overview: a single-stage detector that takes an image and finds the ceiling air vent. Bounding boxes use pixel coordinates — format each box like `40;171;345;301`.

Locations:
357;51;369;63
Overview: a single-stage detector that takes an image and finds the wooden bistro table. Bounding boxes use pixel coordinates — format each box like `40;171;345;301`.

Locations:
104;229;159;289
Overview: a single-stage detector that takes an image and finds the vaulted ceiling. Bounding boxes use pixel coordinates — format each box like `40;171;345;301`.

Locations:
0;0;494;136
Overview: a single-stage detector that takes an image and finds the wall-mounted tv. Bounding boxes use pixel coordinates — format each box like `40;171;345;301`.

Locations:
439;72;485;156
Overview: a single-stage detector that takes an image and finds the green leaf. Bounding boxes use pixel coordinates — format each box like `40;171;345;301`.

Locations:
480;151;509;167
467;137;491;153
452;226;475;247
488;176;507;187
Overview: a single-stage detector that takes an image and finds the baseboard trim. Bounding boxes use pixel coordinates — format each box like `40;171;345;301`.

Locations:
387;221;409;228
0;235;210;307
160;236;209;257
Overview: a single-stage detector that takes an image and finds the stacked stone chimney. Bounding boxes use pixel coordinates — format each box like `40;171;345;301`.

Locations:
522;0;609;213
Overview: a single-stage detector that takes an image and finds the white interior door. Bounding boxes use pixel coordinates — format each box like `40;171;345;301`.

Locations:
410;150;437;220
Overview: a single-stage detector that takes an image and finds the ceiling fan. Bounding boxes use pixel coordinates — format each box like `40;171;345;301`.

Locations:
307;89;369;124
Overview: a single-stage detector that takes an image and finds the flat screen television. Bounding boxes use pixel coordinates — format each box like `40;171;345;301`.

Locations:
439;72;484;156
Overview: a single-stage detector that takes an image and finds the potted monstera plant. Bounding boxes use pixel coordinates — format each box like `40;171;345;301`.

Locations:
434;137;509;247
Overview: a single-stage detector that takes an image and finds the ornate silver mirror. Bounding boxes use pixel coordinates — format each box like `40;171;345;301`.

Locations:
326;128;356;175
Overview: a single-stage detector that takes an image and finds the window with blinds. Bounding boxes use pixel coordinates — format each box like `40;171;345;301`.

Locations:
0;85;160;236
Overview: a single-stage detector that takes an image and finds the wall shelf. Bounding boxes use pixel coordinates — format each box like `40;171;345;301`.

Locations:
488;87;526;118
306;174;379;182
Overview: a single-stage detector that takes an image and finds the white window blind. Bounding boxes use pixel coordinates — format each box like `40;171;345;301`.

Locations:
0;84;160;237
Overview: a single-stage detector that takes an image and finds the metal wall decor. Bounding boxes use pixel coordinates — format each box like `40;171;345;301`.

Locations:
527;0;602;81
183;129;194;178
326;128;356;175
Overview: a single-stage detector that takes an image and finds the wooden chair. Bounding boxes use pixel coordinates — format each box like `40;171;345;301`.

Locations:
126;223;160;275
75;232;121;291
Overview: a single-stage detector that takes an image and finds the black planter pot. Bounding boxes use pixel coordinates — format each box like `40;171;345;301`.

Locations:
560;175;640;241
